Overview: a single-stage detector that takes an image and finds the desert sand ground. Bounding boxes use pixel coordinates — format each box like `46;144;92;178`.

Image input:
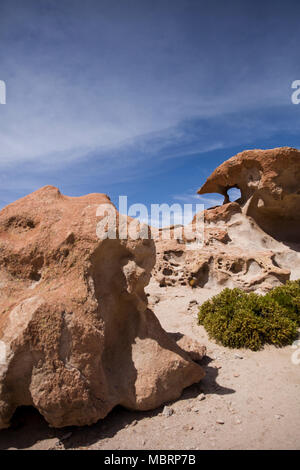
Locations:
0;280;299;450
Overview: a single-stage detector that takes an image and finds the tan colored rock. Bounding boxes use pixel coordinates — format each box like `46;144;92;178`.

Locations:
152;238;291;291
203;202;242;224
152;147;300;291
172;334;206;362
198;147;300;242
0;186;204;429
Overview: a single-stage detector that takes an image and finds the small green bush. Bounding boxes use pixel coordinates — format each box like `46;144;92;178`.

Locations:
197;281;300;351
265;280;300;324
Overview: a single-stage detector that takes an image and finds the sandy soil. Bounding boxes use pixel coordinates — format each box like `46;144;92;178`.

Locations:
0;280;299;450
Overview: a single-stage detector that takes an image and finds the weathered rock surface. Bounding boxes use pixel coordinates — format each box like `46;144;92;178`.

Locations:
152;148;300;292
0;186;204;429
198;147;300;242
171;334;206;362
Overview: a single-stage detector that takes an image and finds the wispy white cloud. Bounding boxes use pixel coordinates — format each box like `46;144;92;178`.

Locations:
0;0;299;172
0;0;300;214
173;191;223;209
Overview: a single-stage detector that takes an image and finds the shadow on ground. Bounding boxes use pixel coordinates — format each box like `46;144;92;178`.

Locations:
0;356;235;450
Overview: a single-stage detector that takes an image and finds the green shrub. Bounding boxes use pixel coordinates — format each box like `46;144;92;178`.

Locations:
197;281;300;351
265;280;300;324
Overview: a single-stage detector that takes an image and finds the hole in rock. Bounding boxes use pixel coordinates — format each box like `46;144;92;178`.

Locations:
227;187;242;203
162;267;173;276
230;260;244;274
29;271;42;282
5;216;37;232
29;256;44;281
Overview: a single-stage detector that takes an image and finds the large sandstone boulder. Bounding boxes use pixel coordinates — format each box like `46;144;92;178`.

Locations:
0;186;204;429
152;148;300;292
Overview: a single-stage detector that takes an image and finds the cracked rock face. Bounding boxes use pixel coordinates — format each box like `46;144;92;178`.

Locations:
0;186;204;429
152;148;300;292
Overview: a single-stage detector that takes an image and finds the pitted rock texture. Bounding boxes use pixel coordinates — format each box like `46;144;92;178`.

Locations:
152;148;300;291
198;147;300;242
152;227;292;292
0;186;204;429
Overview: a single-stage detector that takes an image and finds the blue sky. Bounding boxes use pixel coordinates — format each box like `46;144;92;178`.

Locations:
1;0;300;224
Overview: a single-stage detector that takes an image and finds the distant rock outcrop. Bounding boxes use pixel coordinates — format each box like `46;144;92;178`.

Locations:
153;148;300;291
0;186;204;429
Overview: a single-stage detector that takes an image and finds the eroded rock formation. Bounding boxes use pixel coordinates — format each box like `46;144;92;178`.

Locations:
0;186;204;429
198;147;300;243
153;147;300;291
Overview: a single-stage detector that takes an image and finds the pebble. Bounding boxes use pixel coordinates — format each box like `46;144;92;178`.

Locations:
163;406;174;417
274;414;283;420
131;420;138;426
235;418;242;425
216;419;225;425
198;393;206;401
183;424;194;431
234;353;243;359
233;373;240;377
192;407;200;412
